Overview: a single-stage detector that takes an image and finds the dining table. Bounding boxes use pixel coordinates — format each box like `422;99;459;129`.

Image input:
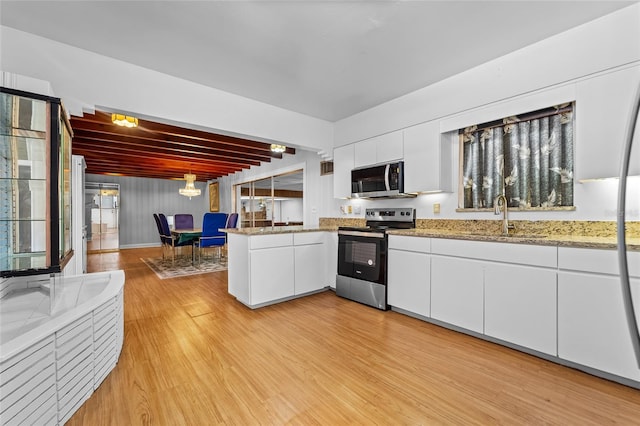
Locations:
171;228;202;264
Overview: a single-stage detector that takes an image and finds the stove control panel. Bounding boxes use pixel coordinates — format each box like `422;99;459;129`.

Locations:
364;208;415;222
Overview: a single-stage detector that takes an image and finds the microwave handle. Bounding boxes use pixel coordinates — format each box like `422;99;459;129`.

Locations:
384;164;391;191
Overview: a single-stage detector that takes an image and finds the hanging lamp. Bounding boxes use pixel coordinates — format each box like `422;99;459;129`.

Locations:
179;173;201;199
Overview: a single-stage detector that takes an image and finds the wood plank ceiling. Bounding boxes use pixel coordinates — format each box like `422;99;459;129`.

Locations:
70;111;295;182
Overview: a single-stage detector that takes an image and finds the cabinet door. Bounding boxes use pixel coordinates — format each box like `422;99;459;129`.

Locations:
333;144;354;198
431;256;484;333
375;130;403;164
354;138;377;168
250;246;294;305
576;65;640;180
294;243;326;295
388;249;430;317
403;121;452;193
558;271;640;381
325;232;338;289
485;264;557;355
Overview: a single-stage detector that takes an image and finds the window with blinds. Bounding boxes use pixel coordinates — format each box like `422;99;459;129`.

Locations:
459;103;575;210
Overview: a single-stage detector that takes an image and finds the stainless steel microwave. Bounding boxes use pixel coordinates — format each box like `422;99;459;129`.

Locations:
351;161;414;198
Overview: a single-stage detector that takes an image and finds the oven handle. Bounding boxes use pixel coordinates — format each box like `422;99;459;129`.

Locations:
338;230;386;238
384;163;391;191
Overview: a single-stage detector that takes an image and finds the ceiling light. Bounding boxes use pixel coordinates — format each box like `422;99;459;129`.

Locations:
179;173;201;199
270;144;286;153
111;113;139;128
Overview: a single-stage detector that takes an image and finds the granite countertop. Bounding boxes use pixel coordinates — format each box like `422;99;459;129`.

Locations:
224;221;640;251
223;226;336;235
386;228;640;251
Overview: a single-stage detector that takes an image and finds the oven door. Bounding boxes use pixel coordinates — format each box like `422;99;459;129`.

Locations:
337;230;387;285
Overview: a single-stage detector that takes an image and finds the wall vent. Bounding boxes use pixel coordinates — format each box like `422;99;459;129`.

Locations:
320;161;334;176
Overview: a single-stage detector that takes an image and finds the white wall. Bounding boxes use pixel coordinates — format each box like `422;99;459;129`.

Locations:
326;3;640;222
0;26;334;154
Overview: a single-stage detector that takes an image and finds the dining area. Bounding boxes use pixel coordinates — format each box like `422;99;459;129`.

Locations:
152;212;239;270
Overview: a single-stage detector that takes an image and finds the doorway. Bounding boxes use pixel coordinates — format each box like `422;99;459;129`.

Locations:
86;182;120;253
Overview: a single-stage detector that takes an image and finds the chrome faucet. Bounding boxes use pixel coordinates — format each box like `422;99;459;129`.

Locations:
494;194;515;236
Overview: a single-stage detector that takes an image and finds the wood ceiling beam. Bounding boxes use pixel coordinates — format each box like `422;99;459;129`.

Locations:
72;128;277;162
72;112;296;156
72;141;261;169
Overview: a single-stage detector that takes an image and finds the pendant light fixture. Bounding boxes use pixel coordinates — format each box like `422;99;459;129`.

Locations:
179;173;201;199
111;113;139;128
270;144;286;153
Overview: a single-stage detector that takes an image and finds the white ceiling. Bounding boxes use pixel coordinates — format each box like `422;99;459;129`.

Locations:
0;1;633;121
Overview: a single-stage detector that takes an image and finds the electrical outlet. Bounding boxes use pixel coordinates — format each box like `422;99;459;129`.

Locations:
433;203;441;214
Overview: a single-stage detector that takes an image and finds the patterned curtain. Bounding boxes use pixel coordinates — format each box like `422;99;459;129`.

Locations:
462;104;574;209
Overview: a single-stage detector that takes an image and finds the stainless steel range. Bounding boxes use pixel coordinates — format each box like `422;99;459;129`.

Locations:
336;207;416;310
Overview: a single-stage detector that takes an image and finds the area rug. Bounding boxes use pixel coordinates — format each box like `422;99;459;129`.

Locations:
141;256;227;280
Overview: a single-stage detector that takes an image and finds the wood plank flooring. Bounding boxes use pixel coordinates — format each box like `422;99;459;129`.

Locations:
68;247;640;425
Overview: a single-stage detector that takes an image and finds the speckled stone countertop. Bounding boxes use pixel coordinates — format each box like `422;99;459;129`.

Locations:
224;226;336;235
319;218;640;251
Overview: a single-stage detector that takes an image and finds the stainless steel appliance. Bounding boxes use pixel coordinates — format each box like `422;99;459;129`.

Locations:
337;207;415;310
351;161;414;199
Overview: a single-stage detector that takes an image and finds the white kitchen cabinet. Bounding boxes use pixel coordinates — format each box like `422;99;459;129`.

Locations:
333;144;354;198
294;232;326;295
388;236;431;317
325;232;338;289
557;247;640;381
228;232;330;308
431;256;484;333
484;264;557;355
402;121;452;193
250;246;295;306
353;130;403;168
575;64;640;180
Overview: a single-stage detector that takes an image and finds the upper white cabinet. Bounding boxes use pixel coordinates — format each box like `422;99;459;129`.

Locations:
353;130;403;168
403;121;452;193
333;144;354;198
575;65;640;180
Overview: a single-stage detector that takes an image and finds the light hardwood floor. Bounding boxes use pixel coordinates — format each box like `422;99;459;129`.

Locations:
68;247;640;425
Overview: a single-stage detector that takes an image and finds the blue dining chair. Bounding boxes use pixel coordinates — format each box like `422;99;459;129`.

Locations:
196;213;228;264
153;213;172;260
159;213;192;263
174;214;194;230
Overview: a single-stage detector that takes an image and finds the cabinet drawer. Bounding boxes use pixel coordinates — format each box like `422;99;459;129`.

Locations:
388;235;430;253
294;232;325;246
249;233;293;250
431;238;557;267
558;247;640;277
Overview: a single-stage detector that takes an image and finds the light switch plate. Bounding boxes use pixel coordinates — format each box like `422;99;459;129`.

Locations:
433;203;441;214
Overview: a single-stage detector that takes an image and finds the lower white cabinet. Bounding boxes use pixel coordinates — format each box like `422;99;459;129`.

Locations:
295;243;326;295
558;272;640;380
431;256;484;333
229;231;329;308
250;247;295;306
485;264;557;355
557;246;640;381
388;236;431;317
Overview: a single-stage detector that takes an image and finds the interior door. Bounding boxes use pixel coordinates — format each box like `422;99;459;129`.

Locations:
86;182;120;252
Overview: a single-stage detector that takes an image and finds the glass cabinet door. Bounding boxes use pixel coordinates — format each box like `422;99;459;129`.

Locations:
0;88;73;276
